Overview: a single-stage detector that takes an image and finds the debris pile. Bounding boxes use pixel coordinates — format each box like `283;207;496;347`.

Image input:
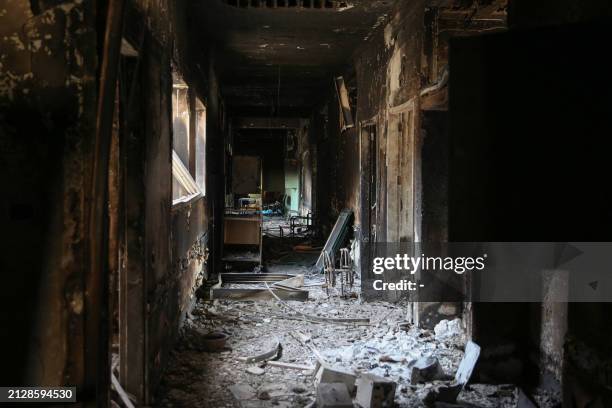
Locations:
156;270;560;407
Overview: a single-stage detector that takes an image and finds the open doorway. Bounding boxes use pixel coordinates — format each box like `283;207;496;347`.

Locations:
226;127;315;269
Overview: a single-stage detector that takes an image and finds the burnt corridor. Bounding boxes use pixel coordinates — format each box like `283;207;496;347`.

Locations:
2;0;612;407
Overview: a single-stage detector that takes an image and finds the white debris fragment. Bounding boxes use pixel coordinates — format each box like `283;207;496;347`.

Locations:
246;366;265;376
434;318;463;340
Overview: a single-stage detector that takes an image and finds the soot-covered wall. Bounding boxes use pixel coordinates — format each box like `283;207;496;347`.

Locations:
0;0;96;387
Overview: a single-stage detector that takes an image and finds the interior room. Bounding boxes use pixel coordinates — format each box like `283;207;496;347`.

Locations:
1;0;612;407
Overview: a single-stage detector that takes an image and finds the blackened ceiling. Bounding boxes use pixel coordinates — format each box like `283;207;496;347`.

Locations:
190;0;394;117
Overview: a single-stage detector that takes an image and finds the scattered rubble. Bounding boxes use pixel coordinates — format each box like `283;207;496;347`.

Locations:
317;383;353;408
238;340;283;363
434;318;464;341
246;366;266;376
230;384;257;401
155;264;560;407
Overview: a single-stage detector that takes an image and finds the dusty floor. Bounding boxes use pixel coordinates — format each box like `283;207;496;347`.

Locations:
155;239;559;408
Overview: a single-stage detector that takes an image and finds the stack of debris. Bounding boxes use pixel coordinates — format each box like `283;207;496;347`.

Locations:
311;341;480;407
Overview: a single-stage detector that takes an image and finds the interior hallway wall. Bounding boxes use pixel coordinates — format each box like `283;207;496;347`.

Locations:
347;0;427;304
0;0;97;389
449;15;612;391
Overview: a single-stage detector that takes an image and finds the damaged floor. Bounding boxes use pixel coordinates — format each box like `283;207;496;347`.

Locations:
155;259;560;407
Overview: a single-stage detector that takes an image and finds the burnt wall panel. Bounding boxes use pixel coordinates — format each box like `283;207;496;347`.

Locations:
144;37;174;394
0;0;96;388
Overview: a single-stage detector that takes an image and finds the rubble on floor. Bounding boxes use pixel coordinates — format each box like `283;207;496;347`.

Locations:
155;271;560;407
317;382;353;408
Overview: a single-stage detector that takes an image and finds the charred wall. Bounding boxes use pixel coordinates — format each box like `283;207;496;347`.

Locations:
449;15;612;394
141;0;224;398
0;0;96;387
0;0;221;401
314;95;360;237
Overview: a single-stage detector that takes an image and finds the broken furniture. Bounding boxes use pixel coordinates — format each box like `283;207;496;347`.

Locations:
223;155;263;267
338;247;356;292
323;247;355;297
223;213;262;260
289;212;313;236
316;209;353;273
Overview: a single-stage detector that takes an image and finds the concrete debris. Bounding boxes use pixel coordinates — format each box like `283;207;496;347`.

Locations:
257;383;286;400
434;318;463;340
317;382;353;408
157;272;558;407
265;281;370;324
295;330;312;343
245;366;265;375
229;384;256;401
355;373;397;408
410;357;448;384
314;362;358;395
423;383;463;407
